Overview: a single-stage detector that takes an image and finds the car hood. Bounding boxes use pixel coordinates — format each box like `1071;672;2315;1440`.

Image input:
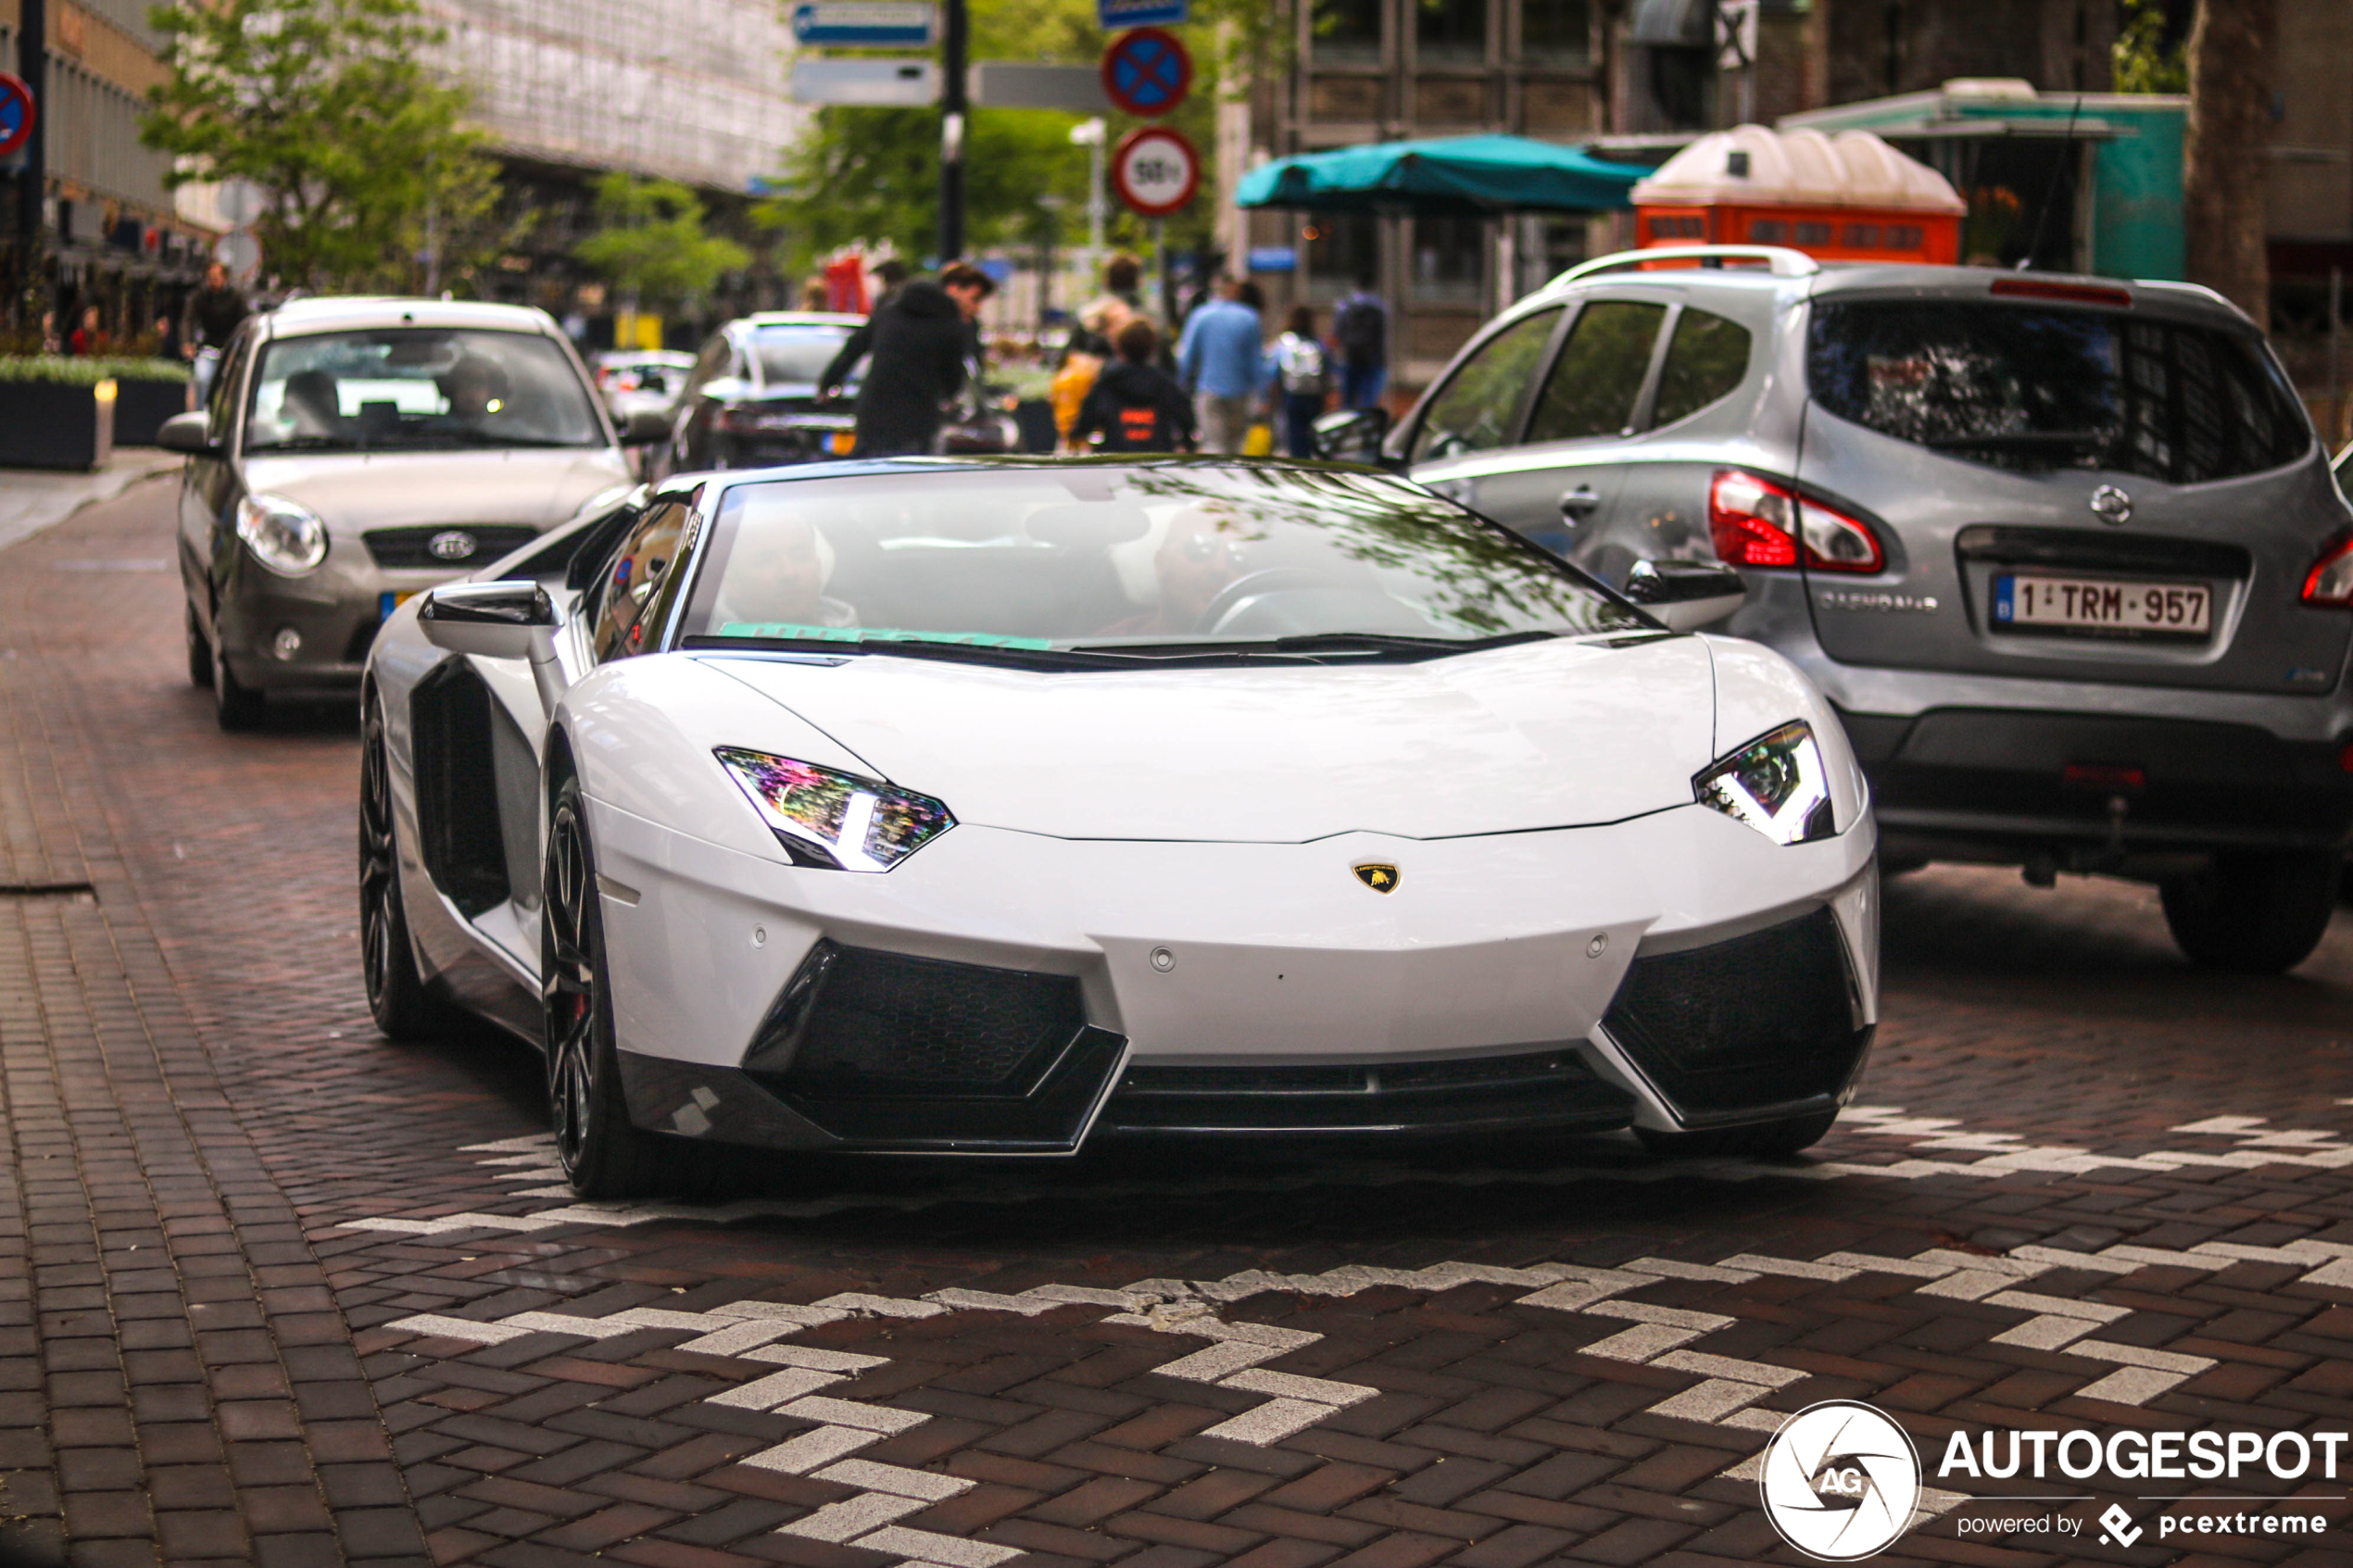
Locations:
242;447;631;533
701;634;1718;842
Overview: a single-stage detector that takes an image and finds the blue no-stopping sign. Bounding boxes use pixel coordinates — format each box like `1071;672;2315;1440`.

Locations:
1101;27;1190;119
0;72;35;160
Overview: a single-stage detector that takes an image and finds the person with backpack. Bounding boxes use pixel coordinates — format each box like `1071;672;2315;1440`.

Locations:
1072;319;1195;453
1265;306;1329;458
1331;273;1389;411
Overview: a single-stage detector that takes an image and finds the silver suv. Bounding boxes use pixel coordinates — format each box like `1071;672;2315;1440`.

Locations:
1368;245;2353;973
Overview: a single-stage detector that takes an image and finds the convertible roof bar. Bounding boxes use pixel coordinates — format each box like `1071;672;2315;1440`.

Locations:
1551;245;1823;287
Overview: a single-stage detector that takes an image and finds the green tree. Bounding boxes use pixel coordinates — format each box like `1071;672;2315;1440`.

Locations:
573;174;753;312
2114;0;2189;94
142;0;497;289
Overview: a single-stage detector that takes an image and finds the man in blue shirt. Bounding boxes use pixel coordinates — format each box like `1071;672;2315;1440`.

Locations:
1176;276;1265;455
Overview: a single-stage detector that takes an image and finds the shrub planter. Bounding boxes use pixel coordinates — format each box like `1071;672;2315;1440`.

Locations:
0;380;115;470
114;378;192;446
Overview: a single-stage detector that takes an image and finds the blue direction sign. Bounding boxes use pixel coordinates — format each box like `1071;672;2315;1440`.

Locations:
0;71;34;160
1098;0;1189;30
790;1;935;47
1101;27;1190;119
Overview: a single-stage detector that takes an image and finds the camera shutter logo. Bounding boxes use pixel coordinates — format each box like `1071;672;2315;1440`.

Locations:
1759;1400;1922;1561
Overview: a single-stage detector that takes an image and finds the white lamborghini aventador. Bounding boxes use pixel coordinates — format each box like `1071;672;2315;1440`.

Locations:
359;458;1880;1197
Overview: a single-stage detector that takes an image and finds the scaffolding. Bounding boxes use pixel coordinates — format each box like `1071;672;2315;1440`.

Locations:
424;0;809;194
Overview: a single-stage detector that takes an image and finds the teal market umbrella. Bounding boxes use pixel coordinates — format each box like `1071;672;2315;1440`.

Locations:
1236;135;1651;217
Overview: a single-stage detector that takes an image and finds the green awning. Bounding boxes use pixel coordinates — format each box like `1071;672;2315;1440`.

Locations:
1235;135;1651;217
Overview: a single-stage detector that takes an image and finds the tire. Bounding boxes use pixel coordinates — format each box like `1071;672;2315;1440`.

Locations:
359;703;459;1041
544;778;673;1199
2160;851;2341;974
184;602;213;689
1636;1110;1838;1160
212;634;266;730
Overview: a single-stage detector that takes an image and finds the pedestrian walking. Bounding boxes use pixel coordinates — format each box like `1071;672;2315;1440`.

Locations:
184;261;249;403
66;305;107;357
1064;253;1149;362
1072;320;1194;453
1332;272;1389;411
815;261;995;458
1176;276;1265;456
1266;306;1329;458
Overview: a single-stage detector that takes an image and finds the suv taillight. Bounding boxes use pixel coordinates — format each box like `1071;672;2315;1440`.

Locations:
1708;470;1884;574
2303;531;2353;607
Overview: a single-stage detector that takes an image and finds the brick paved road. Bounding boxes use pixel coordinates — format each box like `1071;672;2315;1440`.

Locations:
1;476;2349;1568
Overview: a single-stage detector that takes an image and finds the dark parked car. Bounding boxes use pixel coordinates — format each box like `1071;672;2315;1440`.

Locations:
662;312;1018;473
1354;245;2353;972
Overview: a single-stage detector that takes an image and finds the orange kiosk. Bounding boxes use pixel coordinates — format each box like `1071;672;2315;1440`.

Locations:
1631;126;1965;266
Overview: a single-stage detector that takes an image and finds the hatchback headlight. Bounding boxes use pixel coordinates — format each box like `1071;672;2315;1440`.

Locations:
1694;721;1834;845
714;747;953;872
234;493;328;576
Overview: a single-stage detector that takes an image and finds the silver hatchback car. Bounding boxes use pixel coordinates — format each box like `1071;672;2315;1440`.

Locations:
1362;245;2353;972
163;298;659;729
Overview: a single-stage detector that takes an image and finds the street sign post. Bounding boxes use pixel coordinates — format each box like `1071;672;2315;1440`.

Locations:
1098;0;1188;28
788;58;940;106
1100;27;1189;119
789;1;935;46
0;71;34;160
1110;124;1199;219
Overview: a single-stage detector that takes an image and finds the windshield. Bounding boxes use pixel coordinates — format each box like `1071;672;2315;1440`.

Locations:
1808;300;2308;483
678;464;1643;658
246;328;604;452
754;326;853;385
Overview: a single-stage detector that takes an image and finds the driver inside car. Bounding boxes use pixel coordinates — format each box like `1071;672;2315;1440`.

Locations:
1100;504;1257;636
434;354;511;423
710;515;857;633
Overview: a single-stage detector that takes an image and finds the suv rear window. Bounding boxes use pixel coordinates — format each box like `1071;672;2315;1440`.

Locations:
1807;300;2309;484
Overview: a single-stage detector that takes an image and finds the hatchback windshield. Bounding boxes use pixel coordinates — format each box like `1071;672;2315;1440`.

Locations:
754;326;853;385
246;328;604;452
679;464;1642;655
1808;299;2308;484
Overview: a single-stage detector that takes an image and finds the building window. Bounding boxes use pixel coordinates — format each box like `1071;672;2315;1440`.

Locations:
1313;0;1382;63
1414;215;1485;304
1306;214;1380;295
1521;0;1589;63
1416;0;1485;63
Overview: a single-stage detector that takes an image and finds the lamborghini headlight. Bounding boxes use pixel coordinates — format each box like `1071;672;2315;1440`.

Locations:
714;747;953;872
1693;721;1834;845
234;493;328;576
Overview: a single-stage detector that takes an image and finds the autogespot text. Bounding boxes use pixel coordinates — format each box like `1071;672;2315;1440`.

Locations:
1939;1427;2350;1481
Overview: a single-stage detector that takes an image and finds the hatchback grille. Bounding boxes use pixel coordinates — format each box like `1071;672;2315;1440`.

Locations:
362;525;542;570
1601;909;1867;1115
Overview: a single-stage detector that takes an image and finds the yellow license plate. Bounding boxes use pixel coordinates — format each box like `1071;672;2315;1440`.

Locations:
829;432;856;455
378;590;419;618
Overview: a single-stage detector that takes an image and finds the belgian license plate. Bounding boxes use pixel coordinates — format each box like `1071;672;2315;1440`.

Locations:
1992;574;2211;639
379;590;419;619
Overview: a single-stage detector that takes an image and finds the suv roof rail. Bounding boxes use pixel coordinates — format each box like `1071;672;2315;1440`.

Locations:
1550;245;1821;287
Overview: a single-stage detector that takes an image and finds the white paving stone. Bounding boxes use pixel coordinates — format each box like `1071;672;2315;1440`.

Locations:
781;1493;929;1540
815;1460;975;1501
742;1426;885;1474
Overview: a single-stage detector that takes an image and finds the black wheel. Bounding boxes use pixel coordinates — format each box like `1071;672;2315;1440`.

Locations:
211;634;266;730
2160;851;2341;974
544;779;672;1199
184;602;212;689
1636;1110;1838;1160
360;703;459;1040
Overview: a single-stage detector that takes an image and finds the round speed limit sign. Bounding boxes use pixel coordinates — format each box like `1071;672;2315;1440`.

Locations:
1111;125;1200;219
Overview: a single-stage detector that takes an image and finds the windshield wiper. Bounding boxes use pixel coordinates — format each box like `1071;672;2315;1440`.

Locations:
1066;629;1560;663
682;634;1122;671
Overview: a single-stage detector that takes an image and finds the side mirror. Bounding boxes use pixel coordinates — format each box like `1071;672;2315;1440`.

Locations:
158;411;220;457
1309;406;1391;465
421;581;573;711
623;408;672;445
1624;558;1746;633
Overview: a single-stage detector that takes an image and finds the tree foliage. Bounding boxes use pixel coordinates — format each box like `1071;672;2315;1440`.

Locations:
142;0;498;290
2113;0;2189;94
573;174;752;309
